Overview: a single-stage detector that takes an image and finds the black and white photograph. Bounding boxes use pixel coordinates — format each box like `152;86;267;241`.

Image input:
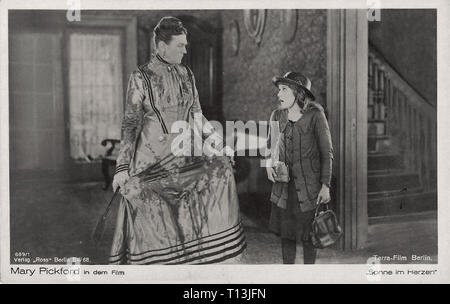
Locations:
1;0;448;284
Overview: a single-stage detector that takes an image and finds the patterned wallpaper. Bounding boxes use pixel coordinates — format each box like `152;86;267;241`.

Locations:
85;9;328;122
84;10;222;66
136;10;222;65
221;9;327;121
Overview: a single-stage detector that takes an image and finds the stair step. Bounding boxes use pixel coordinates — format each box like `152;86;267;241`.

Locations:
368;154;403;171
368;135;393;154
368;190;437;217
368;210;437;225
368;168;405;176
368;172;420;193
368;150;392;155
368;121;386;136
368;135;390;139
368;186;423;200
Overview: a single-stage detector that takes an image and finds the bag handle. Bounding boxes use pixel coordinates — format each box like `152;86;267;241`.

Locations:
314;202;329;218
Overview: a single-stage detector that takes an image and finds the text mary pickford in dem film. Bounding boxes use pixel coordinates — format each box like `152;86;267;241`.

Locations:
11;266;126;279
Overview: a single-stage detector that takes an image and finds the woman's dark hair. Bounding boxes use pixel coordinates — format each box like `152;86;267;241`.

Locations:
153;16;187;45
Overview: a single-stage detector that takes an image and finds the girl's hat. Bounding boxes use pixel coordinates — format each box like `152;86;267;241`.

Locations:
272;71;315;101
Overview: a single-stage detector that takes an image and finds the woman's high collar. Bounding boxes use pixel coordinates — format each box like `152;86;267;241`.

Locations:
156;53;171;65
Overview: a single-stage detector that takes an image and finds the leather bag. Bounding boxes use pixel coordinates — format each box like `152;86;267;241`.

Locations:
310;203;343;249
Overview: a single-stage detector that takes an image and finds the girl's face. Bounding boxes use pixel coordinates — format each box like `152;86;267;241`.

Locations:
277;84;296;109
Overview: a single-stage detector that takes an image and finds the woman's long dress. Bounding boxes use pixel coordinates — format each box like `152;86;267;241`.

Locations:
109;55;246;264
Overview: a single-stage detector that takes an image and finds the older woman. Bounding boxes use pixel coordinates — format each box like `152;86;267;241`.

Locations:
109;17;246;264
266;72;333;264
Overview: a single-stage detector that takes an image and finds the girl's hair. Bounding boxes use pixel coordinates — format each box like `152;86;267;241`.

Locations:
153;16;187;45
286;83;308;109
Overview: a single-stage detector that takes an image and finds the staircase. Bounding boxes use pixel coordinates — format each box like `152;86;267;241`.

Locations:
367;46;437;218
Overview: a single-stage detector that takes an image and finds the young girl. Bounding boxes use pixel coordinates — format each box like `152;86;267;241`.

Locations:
266;72;334;264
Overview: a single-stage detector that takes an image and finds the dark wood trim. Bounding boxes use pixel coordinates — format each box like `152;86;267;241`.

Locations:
62;27;71;168
355;11;369;249
9;10;67;32
327;9;368;250
215;17;224;123
327;9;344;250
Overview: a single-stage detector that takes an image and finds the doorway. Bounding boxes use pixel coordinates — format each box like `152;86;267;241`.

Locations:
327;10;368;250
141;15;223;122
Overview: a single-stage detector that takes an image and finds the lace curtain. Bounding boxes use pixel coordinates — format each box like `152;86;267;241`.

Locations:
68;33;123;161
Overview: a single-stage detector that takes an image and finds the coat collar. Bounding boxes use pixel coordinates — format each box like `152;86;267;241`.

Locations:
277;102;324;133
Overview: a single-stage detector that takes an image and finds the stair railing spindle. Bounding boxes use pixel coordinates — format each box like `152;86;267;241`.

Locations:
425;117;432;191
407;103;413;170
414;108;420;174
419;114;426;189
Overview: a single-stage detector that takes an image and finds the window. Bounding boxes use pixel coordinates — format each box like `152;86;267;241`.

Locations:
68;32;123;161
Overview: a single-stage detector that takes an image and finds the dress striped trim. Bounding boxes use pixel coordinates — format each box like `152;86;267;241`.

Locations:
109;220;242;258
181;64;196;121
109;221;246;265
137;66;169;134
138;158;206;183
114;164;129;175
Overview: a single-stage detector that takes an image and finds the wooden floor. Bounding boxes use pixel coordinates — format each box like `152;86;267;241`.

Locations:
9;181;437;265
239;210;437;264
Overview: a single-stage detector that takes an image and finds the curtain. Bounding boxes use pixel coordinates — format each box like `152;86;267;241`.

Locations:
69;33;123;161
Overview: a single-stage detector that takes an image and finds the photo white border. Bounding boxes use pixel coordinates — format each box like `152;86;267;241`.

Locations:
1;0;449;284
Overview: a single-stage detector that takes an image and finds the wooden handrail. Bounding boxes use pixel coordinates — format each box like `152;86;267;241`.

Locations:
369;48;435;117
368;45;436;193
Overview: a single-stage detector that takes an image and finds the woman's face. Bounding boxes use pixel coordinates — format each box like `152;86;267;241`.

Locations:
158;34;188;64
277;84;296;109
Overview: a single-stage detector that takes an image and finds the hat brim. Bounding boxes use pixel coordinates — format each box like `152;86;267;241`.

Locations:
272;76;316;101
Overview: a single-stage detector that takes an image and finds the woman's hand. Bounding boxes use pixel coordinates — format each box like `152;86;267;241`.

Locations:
316;184;331;205
112;171;130;193
266;167;277;183
221;145;235;166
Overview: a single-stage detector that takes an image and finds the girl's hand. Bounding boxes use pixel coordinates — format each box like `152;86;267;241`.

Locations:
266;167;277;183
316;184;331;205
